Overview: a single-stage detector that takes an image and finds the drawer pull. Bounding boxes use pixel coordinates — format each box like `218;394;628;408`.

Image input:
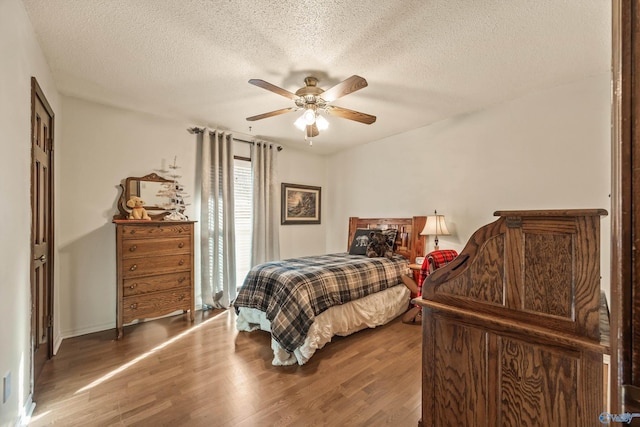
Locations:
178;277;186;283
130;230;136;234
130;303;138;309
178;294;185;301
129;245;137;252
179;259;185;266
178;242;184;248
129;283;137;290
129;264;138;271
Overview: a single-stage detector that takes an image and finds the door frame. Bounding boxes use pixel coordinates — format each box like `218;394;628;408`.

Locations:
30;76;55;390
611;0;640;414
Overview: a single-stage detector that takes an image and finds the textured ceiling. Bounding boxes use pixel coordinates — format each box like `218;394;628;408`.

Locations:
22;0;610;155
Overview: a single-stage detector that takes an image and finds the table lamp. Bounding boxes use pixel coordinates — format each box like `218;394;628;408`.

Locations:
420;210;451;251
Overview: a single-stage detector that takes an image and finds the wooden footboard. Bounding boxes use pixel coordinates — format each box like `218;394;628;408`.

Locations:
414;209;608;426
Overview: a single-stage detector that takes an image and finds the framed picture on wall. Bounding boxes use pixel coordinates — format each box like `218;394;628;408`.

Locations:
281;183;321;225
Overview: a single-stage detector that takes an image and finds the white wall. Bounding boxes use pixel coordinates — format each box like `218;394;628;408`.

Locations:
58;72;614;340
0;0;61;425
326;74;612;296
58;97;328;338
58;97;197;338
277;147;328;259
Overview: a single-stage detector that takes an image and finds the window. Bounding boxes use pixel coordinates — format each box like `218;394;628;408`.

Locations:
234;157;252;288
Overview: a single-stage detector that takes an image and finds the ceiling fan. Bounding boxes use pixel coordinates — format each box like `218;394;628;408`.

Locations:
246;75;376;140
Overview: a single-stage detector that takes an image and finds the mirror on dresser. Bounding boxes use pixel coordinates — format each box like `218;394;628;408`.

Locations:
114;172;175;220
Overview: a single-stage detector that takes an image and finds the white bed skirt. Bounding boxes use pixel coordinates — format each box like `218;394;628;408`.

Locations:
236;284;410;366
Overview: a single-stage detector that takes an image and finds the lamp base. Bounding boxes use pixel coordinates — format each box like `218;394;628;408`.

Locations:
424;244;440;255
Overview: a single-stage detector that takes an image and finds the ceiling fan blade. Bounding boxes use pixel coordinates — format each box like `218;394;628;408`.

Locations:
321;75;368;102
246;107;296;121
306;123;319;138
325;105;376;124
249;79;297;100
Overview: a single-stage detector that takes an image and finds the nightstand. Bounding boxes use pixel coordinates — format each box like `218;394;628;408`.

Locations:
408;263;422;284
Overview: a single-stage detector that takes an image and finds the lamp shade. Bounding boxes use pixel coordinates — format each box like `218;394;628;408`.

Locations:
421;210;450;252
420;213;450;237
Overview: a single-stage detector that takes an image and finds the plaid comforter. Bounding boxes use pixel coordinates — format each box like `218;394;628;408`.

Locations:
233;253;408;353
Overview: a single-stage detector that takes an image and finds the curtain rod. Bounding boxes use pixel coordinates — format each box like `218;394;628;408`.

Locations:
187;127;283;151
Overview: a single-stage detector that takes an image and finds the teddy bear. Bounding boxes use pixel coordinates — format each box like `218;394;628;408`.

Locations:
366;231;393;259
127;196;151;220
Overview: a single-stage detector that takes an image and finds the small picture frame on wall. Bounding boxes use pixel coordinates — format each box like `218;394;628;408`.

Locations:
281;183;321;225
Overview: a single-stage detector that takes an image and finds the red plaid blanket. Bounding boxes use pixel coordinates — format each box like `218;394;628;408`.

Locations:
418;249;459;290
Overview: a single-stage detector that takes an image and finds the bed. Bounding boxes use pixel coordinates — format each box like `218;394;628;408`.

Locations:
234;216;426;366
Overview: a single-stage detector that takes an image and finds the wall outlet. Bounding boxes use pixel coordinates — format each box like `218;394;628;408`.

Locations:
2;372;10;404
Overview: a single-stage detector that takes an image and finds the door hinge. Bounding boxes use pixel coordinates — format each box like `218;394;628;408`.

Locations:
47;314;52;328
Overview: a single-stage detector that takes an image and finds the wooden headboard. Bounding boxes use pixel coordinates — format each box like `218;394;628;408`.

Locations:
348;216;426;263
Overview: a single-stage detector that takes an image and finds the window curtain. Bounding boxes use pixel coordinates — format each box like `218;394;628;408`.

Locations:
199;129;236;308
251;141;280;266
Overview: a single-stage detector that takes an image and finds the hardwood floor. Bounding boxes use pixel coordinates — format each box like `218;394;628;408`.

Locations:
30;309;422;426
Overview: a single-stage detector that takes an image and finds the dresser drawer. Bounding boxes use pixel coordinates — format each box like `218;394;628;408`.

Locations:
123;272;191;296
119;223;192;240
122;236;191;258
114;220;195;339
121;254;190;278
122;287;191;323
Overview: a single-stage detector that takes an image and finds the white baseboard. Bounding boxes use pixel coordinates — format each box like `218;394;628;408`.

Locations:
17;395;35;427
56;307;205;348
59;321;115;341
53;334;63;355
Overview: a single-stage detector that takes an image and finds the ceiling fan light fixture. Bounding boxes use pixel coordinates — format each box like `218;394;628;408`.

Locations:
303;108;316;125
247;75;376;144
294;114;307;131
316;114;329;131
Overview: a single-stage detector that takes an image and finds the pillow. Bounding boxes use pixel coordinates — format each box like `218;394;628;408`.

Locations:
366;231;393;258
349;228;398;255
381;228;398;251
349;228;380;255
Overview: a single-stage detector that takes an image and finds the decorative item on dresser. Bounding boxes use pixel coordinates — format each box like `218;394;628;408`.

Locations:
113;173;195;339
414;209;608;426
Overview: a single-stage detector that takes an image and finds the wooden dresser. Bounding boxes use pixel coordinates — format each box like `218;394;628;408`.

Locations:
113;220;195;339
